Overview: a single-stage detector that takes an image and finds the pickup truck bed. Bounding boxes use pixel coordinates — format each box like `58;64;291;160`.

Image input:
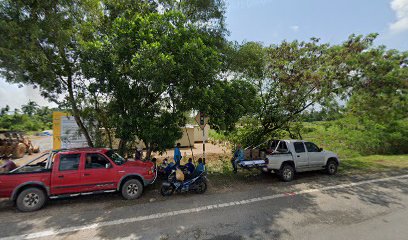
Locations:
238;159;267;168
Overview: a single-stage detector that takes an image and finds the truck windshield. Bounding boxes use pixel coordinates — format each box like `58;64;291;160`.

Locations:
106;150;126;165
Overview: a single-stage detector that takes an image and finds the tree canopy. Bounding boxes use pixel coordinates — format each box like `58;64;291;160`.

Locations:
1;0;406;157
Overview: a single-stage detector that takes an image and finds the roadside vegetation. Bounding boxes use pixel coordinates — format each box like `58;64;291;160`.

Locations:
0;101;54;132
0;0;406;173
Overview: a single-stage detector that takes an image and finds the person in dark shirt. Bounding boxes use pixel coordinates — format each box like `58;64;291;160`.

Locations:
164;160;176;176
184;158;195;178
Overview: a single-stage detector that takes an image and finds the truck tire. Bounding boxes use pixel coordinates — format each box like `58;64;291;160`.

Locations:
13;143;26;159
16;187;47;212
326;159;338;175
121;179;143;200
279;164;295;182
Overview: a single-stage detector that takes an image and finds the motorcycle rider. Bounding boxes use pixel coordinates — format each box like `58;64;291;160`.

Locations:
184;158;195;179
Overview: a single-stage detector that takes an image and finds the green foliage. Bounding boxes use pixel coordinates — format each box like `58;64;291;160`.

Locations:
0;103;53;132
0;0;100;101
302;117;408;158
340;154;408;173
227;35;377;143
302;107;344;122
209;129;229;143
79;0;227;155
198;80;258;132
0;0;102;146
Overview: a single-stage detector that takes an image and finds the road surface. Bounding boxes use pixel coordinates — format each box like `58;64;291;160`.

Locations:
0;171;407;240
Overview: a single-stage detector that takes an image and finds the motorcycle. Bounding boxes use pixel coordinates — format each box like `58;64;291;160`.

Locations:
160;170;207;196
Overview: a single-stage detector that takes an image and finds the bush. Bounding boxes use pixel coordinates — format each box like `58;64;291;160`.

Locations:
302;117;408;158
0;114;49;132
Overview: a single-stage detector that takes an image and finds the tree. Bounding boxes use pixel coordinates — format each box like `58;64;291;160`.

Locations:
229;35;377;145
340;45;408;154
80;0;226;156
0;105;10;116
197;79;258;132
0;0;100;146
21;100;39;116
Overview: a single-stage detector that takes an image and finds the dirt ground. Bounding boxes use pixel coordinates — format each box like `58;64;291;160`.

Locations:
2;137;231;168
151;142;230;161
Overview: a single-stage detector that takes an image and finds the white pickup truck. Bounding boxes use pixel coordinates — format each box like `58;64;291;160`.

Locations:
264;140;340;182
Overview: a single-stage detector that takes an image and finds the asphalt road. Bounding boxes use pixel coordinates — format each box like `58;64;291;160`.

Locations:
0;171;407;240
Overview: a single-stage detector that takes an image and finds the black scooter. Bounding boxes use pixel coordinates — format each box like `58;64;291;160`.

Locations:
160;170;207;196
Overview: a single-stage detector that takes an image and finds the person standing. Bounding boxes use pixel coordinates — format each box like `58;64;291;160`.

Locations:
135;148;143;160
174;142;182;167
231;144;244;173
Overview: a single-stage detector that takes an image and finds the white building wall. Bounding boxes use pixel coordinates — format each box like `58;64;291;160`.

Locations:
194;125;209;143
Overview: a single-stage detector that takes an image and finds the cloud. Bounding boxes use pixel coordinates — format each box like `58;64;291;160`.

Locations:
390;0;408;33
290;25;299;32
0;78;56;109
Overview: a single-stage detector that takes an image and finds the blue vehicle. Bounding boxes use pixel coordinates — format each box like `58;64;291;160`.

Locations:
160;170;207;196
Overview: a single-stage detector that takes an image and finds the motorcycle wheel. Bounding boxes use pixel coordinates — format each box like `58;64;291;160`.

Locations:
161;184;175;196
195;181;207;194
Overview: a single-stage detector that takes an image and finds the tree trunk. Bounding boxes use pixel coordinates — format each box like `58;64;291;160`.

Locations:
105;127;113;149
67;75;94;147
118;139;127;157
145;143;152;160
297;130;303;140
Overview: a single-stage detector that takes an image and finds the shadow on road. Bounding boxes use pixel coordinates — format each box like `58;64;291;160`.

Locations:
0;169;407;239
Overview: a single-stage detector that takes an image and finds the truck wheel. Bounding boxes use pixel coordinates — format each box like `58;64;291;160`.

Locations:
121;179;143;200
16;188;47;212
279;164;295;182
326;160;338;175
13;143;26;159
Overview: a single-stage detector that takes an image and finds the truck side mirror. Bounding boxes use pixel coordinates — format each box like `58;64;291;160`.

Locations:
105;163;112;169
319;148;323;152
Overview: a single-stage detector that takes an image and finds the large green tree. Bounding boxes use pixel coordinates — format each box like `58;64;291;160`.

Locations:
21;100;39;116
0;0;100;146
229;35;377;145
80;0;227;156
341;45;408;154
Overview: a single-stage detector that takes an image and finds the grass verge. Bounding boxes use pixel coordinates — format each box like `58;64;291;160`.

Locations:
340;154;408;174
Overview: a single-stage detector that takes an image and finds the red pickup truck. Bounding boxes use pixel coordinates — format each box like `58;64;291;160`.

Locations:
0;148;156;212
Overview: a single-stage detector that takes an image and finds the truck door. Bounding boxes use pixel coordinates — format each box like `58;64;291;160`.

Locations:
293;142;309;169
305;142;325;167
51;153;84;195
81;153;117;192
